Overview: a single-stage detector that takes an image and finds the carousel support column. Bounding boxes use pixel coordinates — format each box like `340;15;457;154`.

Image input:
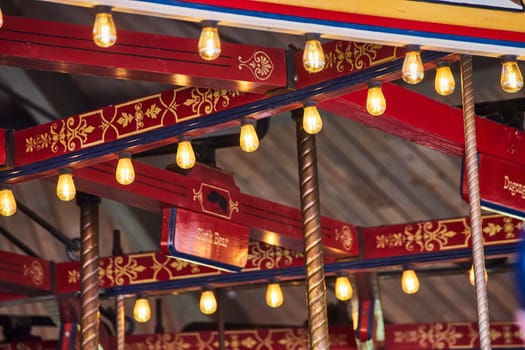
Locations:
293;109;329;350
460;55;491;350
76;192;101;350
116;295;125;350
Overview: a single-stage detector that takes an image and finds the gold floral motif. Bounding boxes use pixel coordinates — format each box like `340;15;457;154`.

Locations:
278;329;308;350
491;325;522;344
67;270;80;284
117;103;162;130
168;258;201;274
100;256;146;286
23;261;45;286
248;242;303;270
183;88;240;115
238;51;274;80
483;222;502;237
502;217;521;239
127;334;191;350
394;323;464;349
375;222;457;252
25;117;96;154
325;41;383;73
335;225;353;251
193;183;239;220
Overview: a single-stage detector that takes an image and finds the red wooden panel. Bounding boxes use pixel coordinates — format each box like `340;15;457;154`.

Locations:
385;322;525;350
0;341;57;350
73;161;359;256
361;214;521;259
320;83;525;167
0;251;51;293
112;326;356;350
0;16;286;93
462;154;525;219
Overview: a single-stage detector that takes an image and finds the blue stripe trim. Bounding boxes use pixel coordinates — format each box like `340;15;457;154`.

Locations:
137;0;525;50
481;200;525;220
105;241;518;295
0;51;449;182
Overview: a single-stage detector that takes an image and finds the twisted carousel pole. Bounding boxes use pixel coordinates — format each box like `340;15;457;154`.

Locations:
116;295;125;350
294;109;329;350
460;55;492;350
77;192;101;350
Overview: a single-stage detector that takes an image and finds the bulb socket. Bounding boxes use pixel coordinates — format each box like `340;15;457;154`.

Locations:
59;168;73;175
241;118;256;127
368;80;382;89
303;101;317;108
501;55;517;63
119;151;132;159
404;44;421;53
436;60;451;68
94;5;112;14
305;33;321;41
201;20;218;28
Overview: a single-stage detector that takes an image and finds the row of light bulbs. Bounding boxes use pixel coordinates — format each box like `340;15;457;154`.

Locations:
127;264;488;324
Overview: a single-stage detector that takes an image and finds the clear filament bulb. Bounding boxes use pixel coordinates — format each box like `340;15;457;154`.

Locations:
366;82;386;116
303;103;323;134
240;120;259;152
115;153;135;185
335;276;353;301
198;21;221;61
0;7;4;29
265;282;284;308
93;7;117;48
57;169;76;201
435;62;455;96
303;33;325;73
133;297;151;323
501;56;523;93
402;46;424;84
0;186;16;216
468;264;488;287
176;140;196;170
401;269;420;294
199;290;217;315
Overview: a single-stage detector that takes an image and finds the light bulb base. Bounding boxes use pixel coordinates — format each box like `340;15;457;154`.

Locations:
368;80;382;89
305;33;321;41
501;55;517;63
303;100;317;108
436;60;451;68
94;5;112;14
60;168;73;175
0;183;13;191
241;118;256;127
404;44;420;53
119;151;132;159
201;20;218;28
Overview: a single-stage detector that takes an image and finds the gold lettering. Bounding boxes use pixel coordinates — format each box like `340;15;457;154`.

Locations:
196;227;229;248
503;175;525;199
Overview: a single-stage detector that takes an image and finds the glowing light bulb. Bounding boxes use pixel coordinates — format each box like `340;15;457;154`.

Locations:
265;282;284;308
199;289;217;315
198;20;221;61
0;7;4;29
92;6;117;48
335;275;353;301
401;268;420;294
0;185;16;216
501;55;523;93
115;152;135;185
402;45;424;84
303;33;325;73
133;295;151;323
366;81;386;116
468;264;488;287
57;168;76;202
303;101;323;134
240;119;259;152
176;138;196;170
435;61;455;96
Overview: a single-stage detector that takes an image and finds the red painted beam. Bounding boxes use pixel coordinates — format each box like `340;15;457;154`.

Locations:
0;251;51;294
319;82;525;166
0;341;57;350
0;16;287;94
72;161;359;257
385;322;525;349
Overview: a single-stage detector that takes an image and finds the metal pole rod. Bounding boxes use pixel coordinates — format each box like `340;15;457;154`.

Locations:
0;225;40;257
294;109;329;350
116;295;125;350
460;55;492;350
218;290;225;350
17;201;79;251
77;192;101;350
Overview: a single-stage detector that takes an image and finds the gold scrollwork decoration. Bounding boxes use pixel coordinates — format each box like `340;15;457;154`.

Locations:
249;243;302;269
183;88;240;115
100;256;146;286
23;261;45;286
375;222;457;252
278;329;308;350
238;51;274;80
335;225;353;251
325;41;382;73
394;323;464;349
117;103;162;130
